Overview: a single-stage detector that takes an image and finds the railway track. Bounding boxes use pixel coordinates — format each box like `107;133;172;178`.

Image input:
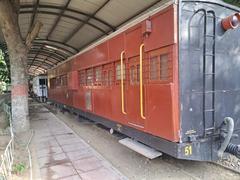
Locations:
214;161;240;175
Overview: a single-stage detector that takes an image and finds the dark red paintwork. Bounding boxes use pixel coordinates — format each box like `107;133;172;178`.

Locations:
48;4;180;142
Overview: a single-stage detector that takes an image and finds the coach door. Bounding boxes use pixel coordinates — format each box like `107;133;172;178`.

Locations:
126;55;145;128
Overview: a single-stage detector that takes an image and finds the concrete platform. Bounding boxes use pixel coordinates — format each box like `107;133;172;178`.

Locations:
30;102;127;180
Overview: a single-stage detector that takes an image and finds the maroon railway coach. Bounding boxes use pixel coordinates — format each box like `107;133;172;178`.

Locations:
47;0;240;161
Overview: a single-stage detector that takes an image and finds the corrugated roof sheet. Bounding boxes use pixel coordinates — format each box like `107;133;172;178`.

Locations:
0;0;171;75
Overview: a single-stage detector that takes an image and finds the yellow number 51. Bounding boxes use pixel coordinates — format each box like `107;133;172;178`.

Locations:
184;145;192;156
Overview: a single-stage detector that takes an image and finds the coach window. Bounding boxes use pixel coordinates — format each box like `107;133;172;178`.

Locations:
54;77;57;87
86;68;93;86
109;70;113;86
49;78;52;89
160;54;169;80
79;70;86;86
136;64;140;83
116;63;125;81
56;77;61;87
103;71;108;86
50;78;56;89
61;75;67;86
95;66;102;84
61;76;63;86
150;56;159;80
130;65;135;85
39;79;46;86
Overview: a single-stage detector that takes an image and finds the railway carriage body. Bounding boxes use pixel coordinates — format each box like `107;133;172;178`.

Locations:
48;0;240;161
32;75;48;100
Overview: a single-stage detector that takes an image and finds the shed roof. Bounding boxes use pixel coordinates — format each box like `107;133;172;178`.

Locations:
0;0;169;76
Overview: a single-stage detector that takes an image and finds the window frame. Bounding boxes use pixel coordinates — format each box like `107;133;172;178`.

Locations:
115;62;126;82
148;48;172;84
79;70;86;86
50;78;56;89
61;74;68;87
86;68;93;86
94;66;102;86
128;56;141;85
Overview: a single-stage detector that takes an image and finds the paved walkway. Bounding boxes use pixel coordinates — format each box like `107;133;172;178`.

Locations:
30;102;127;180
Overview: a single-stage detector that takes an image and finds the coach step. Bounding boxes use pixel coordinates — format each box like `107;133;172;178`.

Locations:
119;138;162;159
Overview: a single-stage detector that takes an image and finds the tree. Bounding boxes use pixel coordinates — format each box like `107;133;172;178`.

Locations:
0;48;10;84
223;0;240;7
0;0;42;134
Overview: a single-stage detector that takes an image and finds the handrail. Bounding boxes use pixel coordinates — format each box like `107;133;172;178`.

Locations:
120;51;127;115
139;44;146;119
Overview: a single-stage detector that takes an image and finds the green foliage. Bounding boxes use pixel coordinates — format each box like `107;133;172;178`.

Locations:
0;47;10;93
223;0;240;7
0;50;10;84
12;162;26;175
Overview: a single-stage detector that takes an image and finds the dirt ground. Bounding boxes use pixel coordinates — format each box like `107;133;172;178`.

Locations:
47;105;240;180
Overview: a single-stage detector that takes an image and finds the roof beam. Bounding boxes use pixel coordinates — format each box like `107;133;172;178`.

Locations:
28;51;64;62
22;2;110;70
29;57;58;64
25;0;163;72
28;54;61;64
28;66;46;72
28;52;62;63
27;58;56;66
28;68;46;75
28;63;51;70
29;48;67;60
20;4;115;31
33;61;51;71
32;49;61;71
63;0;111;43
46;0;71;40
28;42;69;68
27;0;40;35
32;42;74;56
20;10;108;35
28;0;72;70
28;57;59;67
34;38;78;52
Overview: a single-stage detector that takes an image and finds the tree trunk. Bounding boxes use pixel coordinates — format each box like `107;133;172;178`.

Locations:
0;0;29;133
9;45;29;133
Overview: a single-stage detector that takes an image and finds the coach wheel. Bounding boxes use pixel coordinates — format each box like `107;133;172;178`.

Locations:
110;128;114;134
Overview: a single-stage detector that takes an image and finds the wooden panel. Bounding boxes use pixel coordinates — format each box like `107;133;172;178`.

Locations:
110;86;127;124
56;61;71;76
72;88;86;110
144;6;176;52
146;84;178;141
92;88;112;119
68;71;79;90
125;26;142;58
73;42;109;70
108;33;124;61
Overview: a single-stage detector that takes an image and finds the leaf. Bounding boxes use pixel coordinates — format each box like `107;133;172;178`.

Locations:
0;49;10;83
